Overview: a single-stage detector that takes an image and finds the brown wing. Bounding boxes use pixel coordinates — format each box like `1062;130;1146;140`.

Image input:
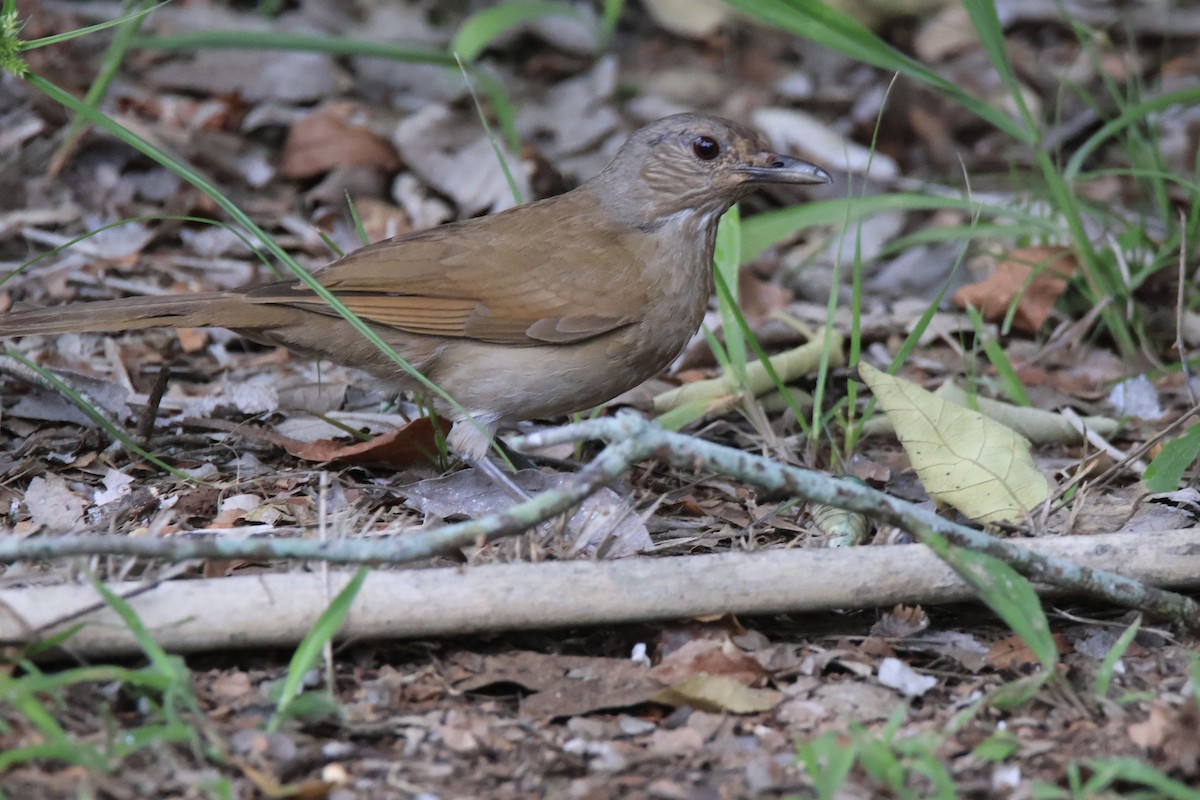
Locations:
244;193;646;345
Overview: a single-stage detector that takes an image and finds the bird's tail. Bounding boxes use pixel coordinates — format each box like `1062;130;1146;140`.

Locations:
0;292;296;337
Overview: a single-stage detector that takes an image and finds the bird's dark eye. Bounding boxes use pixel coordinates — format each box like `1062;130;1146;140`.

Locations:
692;135;720;161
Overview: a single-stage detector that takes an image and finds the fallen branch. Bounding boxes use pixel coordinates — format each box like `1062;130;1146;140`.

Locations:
2;529;1197;658
516;416;1200;628
3;413;1198;628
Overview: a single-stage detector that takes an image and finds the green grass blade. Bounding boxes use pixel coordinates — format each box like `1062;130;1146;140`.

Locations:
714;206;746;388
1094;615;1140;698
49;0;157;168
136;30;455;64
1064;86;1200;179
600;0;624;45
959;0;1036;133
721;0;1031;143
965;306;1030;406
451;1;587;63
18;2;165;50
458;53;524;205
345;193;369;246
1;214;275;290
740;193;1061;264
920;526;1056;688
11;664;172;696
89;578;182;679
268;566;369;732
1085;758;1200;800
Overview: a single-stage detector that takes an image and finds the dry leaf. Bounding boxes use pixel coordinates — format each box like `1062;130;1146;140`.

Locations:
953;246;1076;333
280;416;450;468
651;674;783;714
858;361;1053;523
650;639;771;687
24;475;85;531
871;605;931;638
282;104;401;179
986;633;1068;673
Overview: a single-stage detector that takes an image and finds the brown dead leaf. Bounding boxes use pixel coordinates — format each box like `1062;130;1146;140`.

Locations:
209;670;253;701
857;636;897;660
1128;703;1170;749
278;416;450;468
1128;702;1200;776
453;651;662;719
953;246;1076;333
738;271;792;325
236;761;331;800
650;639;771;687
986;633;1070;673
848;455;891;486
657;615;748;658
646;727;705;756
282;104;401;179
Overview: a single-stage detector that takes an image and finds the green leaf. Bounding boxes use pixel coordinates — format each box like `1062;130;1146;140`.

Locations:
919;529;1057;680
972;730;1020;762
1084;757;1200;800
796;731;857;800
1143;424;1200;492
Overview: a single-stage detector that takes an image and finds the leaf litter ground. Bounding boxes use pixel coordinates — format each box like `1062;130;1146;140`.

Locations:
2;1;1200;797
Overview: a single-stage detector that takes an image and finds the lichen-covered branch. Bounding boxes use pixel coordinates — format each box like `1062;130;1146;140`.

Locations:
2;412;1197;628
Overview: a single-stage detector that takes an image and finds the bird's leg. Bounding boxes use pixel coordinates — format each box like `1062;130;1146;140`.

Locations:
449;414;532;502
465;453;530;503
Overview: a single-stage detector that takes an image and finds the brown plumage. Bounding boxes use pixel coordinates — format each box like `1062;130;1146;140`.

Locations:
0;114;830;456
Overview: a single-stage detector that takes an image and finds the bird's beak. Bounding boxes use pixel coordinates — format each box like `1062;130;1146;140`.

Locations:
737;153;832;185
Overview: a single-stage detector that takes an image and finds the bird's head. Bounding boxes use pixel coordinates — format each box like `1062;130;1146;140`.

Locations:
595;113;831;227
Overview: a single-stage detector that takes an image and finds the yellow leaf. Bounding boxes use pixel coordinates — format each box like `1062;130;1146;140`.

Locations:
652;674;783;714
858;362;1052;523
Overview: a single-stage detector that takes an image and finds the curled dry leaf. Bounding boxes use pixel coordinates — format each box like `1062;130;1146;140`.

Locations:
953;246;1076;333
871;604;931;638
